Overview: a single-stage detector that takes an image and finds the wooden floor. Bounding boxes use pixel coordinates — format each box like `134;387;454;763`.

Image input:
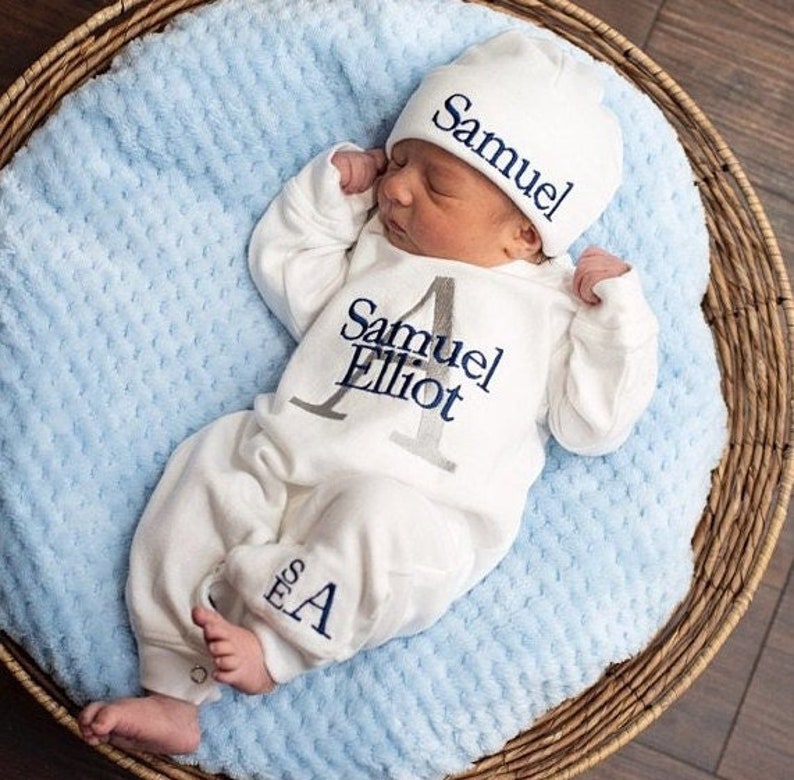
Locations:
0;0;792;778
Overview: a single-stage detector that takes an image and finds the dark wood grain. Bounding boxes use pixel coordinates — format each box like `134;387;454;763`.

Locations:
646;0;794;200
719;573;794;780
562;0;661;47
0;659;136;779
636;585;780;772
580;739;718;780
0;0;109;94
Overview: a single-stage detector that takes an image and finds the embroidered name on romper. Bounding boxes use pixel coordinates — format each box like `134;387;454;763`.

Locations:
290;277;505;473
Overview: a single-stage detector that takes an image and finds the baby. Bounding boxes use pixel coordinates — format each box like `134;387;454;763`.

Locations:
79;31;658;755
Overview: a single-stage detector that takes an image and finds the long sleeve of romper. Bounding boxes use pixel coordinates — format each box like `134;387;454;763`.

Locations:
248;144;375;340
547;268;658;456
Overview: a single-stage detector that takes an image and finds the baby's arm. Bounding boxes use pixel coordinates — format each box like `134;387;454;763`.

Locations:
332;148;387;194
248;144;376;340
548;246;658;455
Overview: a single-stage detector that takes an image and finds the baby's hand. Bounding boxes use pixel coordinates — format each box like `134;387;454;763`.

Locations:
572;246;630;305
331;148;387;194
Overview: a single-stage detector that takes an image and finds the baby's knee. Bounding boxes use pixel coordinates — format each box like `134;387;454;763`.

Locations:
312;475;433;537
317;476;470;568
332;474;425;514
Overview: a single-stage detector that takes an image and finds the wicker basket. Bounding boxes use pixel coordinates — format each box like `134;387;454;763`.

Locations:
1;0;791;778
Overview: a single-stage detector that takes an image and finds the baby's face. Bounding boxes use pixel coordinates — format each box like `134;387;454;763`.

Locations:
377;139;532;267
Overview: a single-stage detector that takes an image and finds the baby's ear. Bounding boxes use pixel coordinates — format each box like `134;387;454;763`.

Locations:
507;218;542;260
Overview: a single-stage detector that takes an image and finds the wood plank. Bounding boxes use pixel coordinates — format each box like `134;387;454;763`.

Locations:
578;738;717;780
719;571;794;780
646;0;794;199
635;584;780;772
569;0;662;48
759;489;794;592
0;0;109;94
0;659;134;779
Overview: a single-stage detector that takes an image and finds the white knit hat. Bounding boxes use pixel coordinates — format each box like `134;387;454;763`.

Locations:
386;31;623;257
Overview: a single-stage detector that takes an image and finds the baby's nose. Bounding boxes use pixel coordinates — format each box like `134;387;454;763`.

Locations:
380;168;413;206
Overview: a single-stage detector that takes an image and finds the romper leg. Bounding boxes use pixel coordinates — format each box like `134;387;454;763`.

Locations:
126;410;287;704
224;474;479;681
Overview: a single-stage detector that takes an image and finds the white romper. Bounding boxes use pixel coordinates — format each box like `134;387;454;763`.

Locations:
126;145;659;704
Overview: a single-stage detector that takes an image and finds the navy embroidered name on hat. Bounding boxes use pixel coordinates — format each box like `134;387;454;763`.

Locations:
386;31;623;257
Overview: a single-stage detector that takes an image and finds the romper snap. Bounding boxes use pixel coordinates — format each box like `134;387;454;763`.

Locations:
190;665;209;684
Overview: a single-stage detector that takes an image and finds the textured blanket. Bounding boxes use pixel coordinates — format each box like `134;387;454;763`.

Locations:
0;0;727;778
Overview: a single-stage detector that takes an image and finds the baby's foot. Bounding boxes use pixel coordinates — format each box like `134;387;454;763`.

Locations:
192;606;276;695
78;694;200;754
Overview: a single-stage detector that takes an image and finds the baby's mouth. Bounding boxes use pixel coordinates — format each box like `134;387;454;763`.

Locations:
386;218;405;237
379;210;406;242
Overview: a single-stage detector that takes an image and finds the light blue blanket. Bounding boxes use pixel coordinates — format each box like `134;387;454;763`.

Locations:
0;0;727;777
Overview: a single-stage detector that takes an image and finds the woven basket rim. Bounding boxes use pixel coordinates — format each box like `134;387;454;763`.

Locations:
1;1;792;778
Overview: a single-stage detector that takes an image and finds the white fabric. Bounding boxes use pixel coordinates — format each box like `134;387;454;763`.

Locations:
386;31;623;257
127;145;657;698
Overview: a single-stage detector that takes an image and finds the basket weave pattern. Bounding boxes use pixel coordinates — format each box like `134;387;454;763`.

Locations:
1;1;790;778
